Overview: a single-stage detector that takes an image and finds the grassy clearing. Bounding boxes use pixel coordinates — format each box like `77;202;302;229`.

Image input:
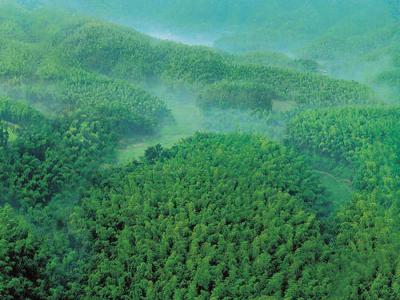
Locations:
8;127;17;142
310;154;354;211
115;86;299;163
316;170;353;211
4;122;18;142
272;99;297;112
116;89;204;163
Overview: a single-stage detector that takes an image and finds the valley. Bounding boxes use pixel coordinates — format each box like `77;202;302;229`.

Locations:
1;1;400;299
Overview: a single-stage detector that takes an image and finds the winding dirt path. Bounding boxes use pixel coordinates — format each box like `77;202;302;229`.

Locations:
313;169;353;186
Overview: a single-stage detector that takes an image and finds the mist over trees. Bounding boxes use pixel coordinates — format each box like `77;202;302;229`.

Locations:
1;1;400;299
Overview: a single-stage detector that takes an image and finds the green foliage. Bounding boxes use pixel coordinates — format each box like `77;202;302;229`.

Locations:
234;51;321;74
287;105;400;298
287;105;400;197
60;21;158;81
0;98;115;207
160;44;229;84
227;65;372;106
0;121;8;147
18;1;400;97
332;194;400;299
70;133;331;299
288;106;400;160
1;3;399;299
198;81;276;111
0;97;43;125
58;70;169;134
144;143;169;163
0;205;50;299
0;6;170;136
13;8;369;108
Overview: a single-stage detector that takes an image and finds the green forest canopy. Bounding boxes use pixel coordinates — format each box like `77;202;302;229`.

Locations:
1;2;400;299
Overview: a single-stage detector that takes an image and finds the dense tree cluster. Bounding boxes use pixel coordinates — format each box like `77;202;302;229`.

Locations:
6;5;367;109
54;0;397;66
59;20;372;107
13;0;400;100
287;105;400;298
227;65;371;106
233;52;321;73
0;205;50;299
64;134;332;299
0;3;374;123
198;81;277;111
0;97;113;207
2;2;400;300
0;6;169;137
287;105;400;197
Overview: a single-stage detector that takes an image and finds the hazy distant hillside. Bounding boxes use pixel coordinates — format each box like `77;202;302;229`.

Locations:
0;3;372;112
31;0;398;48
23;0;399;86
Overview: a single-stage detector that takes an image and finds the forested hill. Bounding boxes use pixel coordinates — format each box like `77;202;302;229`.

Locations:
22;0;400;99
286;105;400;298
0;3;372;114
0;133;332;299
30;0;399;54
66;133;332;299
2;2;400;300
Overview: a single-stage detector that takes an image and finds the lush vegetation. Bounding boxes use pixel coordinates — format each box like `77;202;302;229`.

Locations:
287;106;400;298
0;5;170;137
0;205;50;299
2;2;400;300
0;96;110;208
233;52;321;74
53;15;372;108
198;81;277;111
45;0;400;100
0;3;373;122
65;134;332;299
287;105;400;204
45;0;398;62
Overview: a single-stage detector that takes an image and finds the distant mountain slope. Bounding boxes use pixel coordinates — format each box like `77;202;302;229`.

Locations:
22;0;399;98
0;3;373;116
28;0;397;51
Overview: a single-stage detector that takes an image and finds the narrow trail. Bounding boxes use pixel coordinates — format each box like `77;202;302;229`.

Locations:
312;168;354;210
313;169;353;186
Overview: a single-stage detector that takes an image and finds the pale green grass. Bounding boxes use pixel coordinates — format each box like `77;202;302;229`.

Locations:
8;127;17;142
316;170;353;211
310;154;354;211
272;100;296;112
116;90;204;163
4;122;18;142
116;86;299;163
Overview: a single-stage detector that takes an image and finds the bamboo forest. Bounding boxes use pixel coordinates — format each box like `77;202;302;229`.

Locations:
1;1;400;299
